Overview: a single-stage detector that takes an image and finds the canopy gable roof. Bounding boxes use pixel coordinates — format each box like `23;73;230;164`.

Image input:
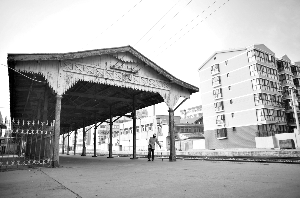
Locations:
8;46;198;93
7;46;198;131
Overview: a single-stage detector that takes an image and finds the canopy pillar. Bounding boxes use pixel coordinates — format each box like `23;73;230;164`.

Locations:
131;96;138;159
52;94;62;167
81;120;86;156
108;106;113;158
168;108;176;162
62;132;65;154
74;129;77;155
67;129;70;155
42;86;48;123
92;114;98;157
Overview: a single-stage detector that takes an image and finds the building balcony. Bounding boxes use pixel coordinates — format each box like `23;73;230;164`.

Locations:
280;80;295;88
257;116;286;123
278;69;293;75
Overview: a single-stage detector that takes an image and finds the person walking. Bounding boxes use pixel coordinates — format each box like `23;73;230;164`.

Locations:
148;133;161;161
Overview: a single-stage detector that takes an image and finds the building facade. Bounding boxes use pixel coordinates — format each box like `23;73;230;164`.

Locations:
198;44;300;149
97;115;181;152
180;105;203;124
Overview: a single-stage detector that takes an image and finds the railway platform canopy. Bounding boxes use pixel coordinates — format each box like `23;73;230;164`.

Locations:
7;46;198;167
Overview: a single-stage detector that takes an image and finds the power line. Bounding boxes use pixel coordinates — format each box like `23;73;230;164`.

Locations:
134;0;183;46
146;0;193;43
152;0;217;54
84;0;144;49
156;0;230;55
113;0;194;72
0;64;44;83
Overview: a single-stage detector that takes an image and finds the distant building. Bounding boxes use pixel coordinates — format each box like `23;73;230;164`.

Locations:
198;44;300;149
96;115;181;151
180;105;203;124
177;105;204;150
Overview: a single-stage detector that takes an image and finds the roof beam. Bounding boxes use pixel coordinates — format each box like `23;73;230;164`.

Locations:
66;92;135;103
61;104;108;111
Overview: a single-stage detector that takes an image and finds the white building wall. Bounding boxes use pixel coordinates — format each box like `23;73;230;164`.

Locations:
99;116;169;151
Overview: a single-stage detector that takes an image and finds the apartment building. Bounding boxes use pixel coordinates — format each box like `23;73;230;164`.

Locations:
198;44;300;149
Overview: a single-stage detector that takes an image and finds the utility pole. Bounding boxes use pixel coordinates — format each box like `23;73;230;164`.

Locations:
290;88;300;148
290;88;300;134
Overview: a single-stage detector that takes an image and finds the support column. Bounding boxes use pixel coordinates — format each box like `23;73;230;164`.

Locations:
74;129;77;155
93;114;97;157
168;108;176;162
37;98;42;120
131;96;137;159
81;120;86;156
62;132;65;154
67;129;70;155
53;94;62;167
42;87;49;159
108;107;113;158
42;87;48;123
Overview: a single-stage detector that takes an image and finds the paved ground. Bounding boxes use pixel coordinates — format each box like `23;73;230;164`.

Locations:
1;154;300;198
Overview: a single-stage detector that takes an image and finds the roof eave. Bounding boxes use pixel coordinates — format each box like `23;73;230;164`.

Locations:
198;48;246;71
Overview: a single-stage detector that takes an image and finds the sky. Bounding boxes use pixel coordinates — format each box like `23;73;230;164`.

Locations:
0;0;299;119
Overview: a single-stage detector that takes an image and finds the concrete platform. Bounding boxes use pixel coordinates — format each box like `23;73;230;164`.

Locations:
1;155;300;198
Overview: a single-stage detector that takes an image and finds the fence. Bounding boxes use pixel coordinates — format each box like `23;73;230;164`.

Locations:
0;119;54;171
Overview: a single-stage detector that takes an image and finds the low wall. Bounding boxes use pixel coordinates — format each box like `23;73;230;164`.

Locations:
92;149;300;157
256;132;300;149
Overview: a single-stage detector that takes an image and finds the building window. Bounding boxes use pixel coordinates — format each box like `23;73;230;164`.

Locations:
213;88;223;99
212;76;221;87
216;114;225;125
211;64;220;75
214;101;224;112
216;128;227;139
